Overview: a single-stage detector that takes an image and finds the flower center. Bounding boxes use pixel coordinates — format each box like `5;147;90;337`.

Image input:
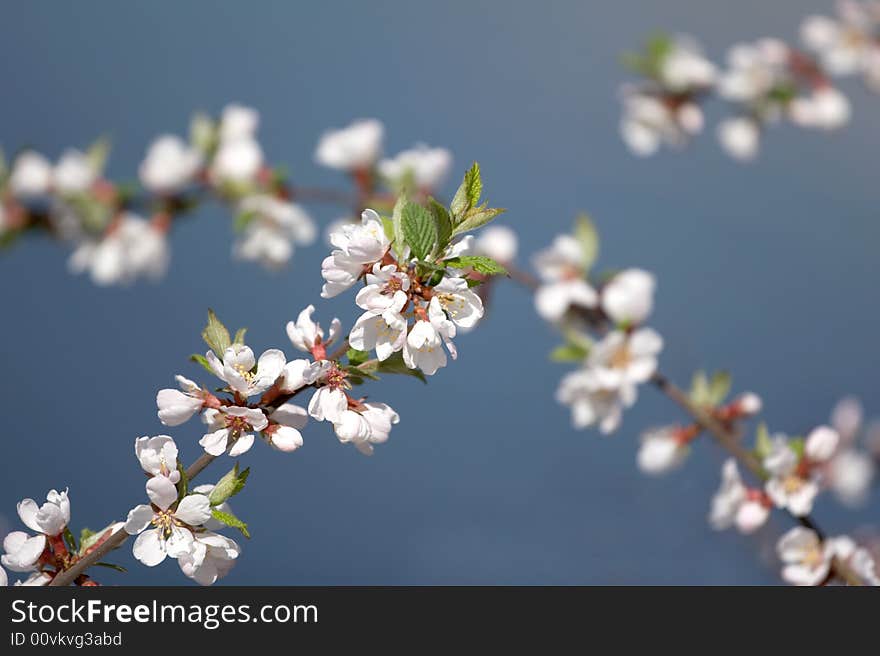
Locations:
325;363;348;390
151;510;183;539
609;344;633;369
438;293;465;318
234;364;255;384
225;414;251;434
802;545;825;569
782;474;805;495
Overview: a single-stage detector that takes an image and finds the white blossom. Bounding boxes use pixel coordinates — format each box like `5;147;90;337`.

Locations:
211;137;263;184
776;527;834;586
637;427;688;475
788;87;851;130
177;531;240;585
827;448;875;507
286;305;342;357
68;213;169;286
264;403;308;452
279;358;322;393
134;435;181;483
234;195;316;269
619;89;704;156
139;135;202;194
708;459;770;533
532;235;597;322
9;151;52;197
200;405;269;457
53;149;97;194
718;39;790;104
586;328;662;391
378;144;452;190
601;268;655;326
332;402;399;455
657;37;717;92
206;344;286;398
17;489;70;538
556;368;633;434
124;478;212;567
1;531;46;573
431;275;484;329
829;536;880;586
219;104;259;142
15;572;52;586
402;318;447;376
315;118;384;171
350;289;408;361
157;375;207;426
717;117;760;161
764;427;839;516
474;225;518;263
801;5;880;82
321;209;391;298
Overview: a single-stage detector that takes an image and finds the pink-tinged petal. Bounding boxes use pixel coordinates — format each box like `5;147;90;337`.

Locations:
269;426;303;452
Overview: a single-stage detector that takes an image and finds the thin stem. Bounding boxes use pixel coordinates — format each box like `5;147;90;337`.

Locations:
504;262;864;585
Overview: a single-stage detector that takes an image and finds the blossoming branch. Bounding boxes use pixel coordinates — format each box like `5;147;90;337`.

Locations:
618;1;880;160
1;163;514;586
0;106;456;284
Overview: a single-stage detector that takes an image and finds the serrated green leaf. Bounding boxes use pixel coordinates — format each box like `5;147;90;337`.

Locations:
347;348;371;367
451;162;482;220
442;255;508;276
401;201;437;261
202;309;231;357
428;197;453;255
94;562;127;573
190;353;215;375
573;213;599;271
233;328;247;345
549;343;590;362
211;509;250;538
466;278;484;288
381;216;395;244
452;206;506;236
208;463;250;506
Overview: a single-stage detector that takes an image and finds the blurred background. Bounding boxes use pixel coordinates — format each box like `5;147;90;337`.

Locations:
1;0;878;584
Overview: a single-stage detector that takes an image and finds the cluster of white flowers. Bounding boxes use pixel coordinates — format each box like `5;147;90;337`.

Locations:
124;436;240;585
620;12;871;161
824;397;879;506
802;1;880;91
619;36;716;156
533;222;663;434
776;527;879;586
1;488;88;586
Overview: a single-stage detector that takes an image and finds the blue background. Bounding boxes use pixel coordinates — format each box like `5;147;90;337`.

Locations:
1;1;878;584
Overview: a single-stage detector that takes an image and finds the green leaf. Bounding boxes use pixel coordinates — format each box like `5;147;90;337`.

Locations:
208;463;250;506
754;422;772;459
86;135;112;175
391;195;408;261
466;278;484;288
452;206;506;236
362;351;427;383
78;523;121;555
202;309;231;357
211;509;250;539
381;216;396;244
443;255;508;276
428;197;453;255
233;328;248;345
550;343;589;362
190;353;215;375
63;528;77;553
177;461;189;501
346;348;371;367
789;437;805;459
93;562;127;573
573;213;599;271
708;371;732;406
190;112;217;154
401;201;437;261
689;370;711;407
233;210;257;233
451;162;482;220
